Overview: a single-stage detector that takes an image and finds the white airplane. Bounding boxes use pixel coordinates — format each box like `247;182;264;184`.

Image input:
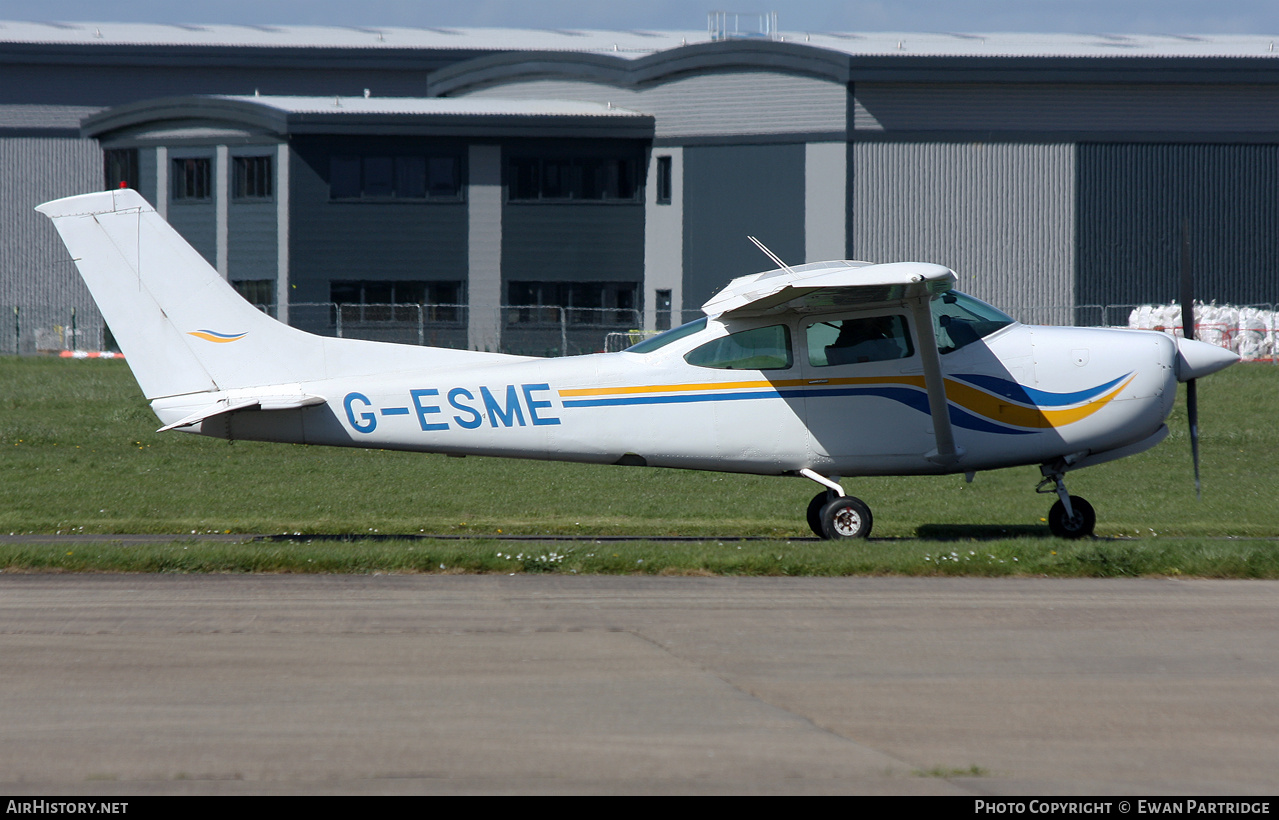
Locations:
38;189;1239;539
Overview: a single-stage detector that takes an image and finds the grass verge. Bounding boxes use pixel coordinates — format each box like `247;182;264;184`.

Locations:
2;356;1277;575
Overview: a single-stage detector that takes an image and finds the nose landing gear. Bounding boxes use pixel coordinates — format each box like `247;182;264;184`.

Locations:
1038;466;1096;539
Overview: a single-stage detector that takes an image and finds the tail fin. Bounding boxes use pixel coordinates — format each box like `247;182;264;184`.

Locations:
38;189;504;401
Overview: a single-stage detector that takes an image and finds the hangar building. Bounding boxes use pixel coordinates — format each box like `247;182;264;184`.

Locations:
4;20;1279;353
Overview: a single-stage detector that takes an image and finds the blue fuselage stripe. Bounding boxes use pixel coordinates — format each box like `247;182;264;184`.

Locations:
563;385;1036;435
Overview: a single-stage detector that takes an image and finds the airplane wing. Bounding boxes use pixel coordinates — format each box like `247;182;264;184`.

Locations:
703;259;963;467
702;261;956;319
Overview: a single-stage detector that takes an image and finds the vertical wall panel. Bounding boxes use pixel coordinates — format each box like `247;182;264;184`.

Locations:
166;148;217;270
1077;144;1279;308
682;143;806;310
805;141;847;263
469;144;501;352
850;142;1076;316
644;147;684;326
287;135;469;304
0;135;101;312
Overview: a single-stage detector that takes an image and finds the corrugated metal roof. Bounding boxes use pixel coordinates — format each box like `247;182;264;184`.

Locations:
2;21;1278;60
217;95;648;117
799;31;1279;58
0;21;695;57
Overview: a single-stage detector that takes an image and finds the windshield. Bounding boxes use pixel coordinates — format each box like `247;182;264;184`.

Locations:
931;291;1015;354
625;317;708;354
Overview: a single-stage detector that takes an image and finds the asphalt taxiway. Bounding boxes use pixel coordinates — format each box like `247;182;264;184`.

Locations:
1;575;1276;795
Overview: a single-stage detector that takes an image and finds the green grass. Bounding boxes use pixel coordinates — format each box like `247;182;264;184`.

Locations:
2;356;1278;575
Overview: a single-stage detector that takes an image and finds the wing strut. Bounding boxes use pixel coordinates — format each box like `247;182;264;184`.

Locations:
907;294;961;466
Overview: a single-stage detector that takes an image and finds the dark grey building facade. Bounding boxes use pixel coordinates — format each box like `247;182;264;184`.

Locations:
5;22;1279;352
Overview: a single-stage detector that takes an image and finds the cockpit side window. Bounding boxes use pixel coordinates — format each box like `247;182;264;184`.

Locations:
931;291;1015;354
807;314;913;367
684;324;793;370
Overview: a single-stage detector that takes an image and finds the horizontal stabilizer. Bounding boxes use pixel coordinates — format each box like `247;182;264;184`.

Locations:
155;392;326;432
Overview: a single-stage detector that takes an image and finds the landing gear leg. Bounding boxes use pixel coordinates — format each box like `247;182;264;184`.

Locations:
1037;466;1096;539
799;469;873;540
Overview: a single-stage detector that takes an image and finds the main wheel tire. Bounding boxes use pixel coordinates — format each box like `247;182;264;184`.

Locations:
819;496;873;540
806;492;829;537
1047;496;1096;539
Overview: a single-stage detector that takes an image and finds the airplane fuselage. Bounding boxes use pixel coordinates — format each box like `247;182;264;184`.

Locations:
154;316;1179;479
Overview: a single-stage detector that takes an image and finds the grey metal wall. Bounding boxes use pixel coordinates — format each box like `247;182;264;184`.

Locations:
849;141;1076;313
500;138;647;287
1077;143;1279;308
682;143;806;309
854;83;1279;138
163;147;216;266
227;198;278;285
0;135;101;311
287;136;470;304
501;205;645;284
461;73;849;141
225;147;281;285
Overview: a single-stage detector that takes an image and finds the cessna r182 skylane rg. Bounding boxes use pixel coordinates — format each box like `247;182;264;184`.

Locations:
38;189;1239;539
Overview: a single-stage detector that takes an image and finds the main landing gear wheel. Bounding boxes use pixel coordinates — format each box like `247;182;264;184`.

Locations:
806;492;829;538
819;496;873;540
1047;495;1095;539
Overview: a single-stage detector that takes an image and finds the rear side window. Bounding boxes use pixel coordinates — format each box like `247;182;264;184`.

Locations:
685;324;793;370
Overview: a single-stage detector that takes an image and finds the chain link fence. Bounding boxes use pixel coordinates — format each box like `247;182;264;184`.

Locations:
2;303;641;358
5;301;1275;361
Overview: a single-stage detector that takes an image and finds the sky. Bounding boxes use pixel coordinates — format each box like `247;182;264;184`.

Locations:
3;0;1279;36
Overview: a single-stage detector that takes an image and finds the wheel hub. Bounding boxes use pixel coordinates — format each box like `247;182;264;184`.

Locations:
832;508;862;536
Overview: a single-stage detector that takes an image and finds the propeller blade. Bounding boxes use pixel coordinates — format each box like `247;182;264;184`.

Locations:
1186;377;1201;500
1180;220;1202;500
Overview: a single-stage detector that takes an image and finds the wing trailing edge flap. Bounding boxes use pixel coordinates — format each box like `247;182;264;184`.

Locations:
156;391;327;432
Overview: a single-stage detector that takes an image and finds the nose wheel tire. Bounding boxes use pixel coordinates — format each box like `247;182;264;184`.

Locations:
818;495;873;540
1047;496;1095;539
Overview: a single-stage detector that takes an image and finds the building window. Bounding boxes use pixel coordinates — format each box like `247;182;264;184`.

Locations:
330;155;461;201
104;149;138;191
507;156;640;202
330;280;464;322
654;289;672;330
507;281;639;324
232;280;275;310
172;157;211;201
655;156;672;205
233;156;273;200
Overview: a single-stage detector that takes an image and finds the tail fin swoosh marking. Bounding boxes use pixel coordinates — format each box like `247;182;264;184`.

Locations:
188;330;249;344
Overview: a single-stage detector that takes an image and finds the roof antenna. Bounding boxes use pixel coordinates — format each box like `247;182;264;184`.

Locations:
747;235;796;275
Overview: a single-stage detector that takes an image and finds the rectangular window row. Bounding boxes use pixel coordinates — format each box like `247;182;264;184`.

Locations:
330;155;462;201
507;281;638;324
170;156;274;201
330;280;465;322
509;157;639;202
